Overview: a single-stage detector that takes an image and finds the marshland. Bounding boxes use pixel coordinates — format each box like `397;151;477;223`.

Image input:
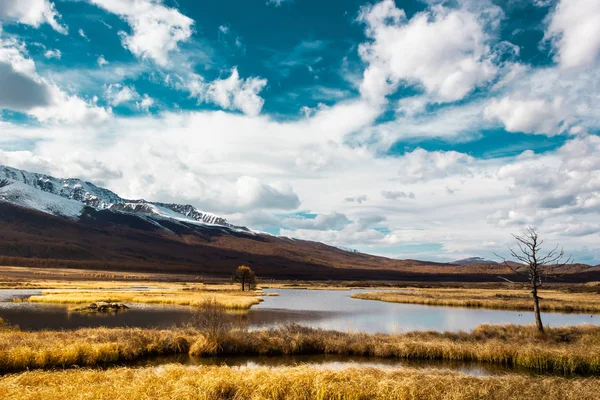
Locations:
1;266;600;399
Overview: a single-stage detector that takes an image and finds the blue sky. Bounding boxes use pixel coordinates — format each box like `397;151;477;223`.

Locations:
0;0;599;263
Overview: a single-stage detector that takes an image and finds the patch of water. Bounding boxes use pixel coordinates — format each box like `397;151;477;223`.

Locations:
0;288;598;333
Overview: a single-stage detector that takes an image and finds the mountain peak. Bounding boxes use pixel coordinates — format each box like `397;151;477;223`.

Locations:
452;257;497;265
0;165;246;231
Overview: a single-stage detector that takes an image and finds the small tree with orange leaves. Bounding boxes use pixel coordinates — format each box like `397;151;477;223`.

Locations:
234;265;256;291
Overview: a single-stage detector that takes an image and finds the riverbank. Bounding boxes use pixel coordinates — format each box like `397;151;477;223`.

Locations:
1;364;598;400
1;322;599;374
352;288;600;313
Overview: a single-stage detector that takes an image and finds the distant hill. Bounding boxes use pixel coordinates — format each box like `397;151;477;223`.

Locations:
0;165;598;283
452;257;498;266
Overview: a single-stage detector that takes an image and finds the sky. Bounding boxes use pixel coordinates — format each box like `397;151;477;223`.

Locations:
0;0;599;264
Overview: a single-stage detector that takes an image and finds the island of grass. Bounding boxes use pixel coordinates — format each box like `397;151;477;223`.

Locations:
25;284;264;311
352;287;600;313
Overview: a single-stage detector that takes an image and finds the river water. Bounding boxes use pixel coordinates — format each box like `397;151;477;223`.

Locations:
0;288;598;333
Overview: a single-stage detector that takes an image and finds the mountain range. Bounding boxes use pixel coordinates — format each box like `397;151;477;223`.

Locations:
0;165;598;282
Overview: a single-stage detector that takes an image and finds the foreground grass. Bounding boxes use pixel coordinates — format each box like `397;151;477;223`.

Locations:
1;324;600;374
1;364;599;400
27;289;262;310
352;288;600;313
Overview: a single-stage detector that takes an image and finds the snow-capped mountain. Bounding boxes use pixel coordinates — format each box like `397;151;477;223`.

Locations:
0;165;245;231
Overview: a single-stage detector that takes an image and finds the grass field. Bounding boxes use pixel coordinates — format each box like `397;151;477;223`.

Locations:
352;288;600;313
1;364;599;400
27;289;262;310
1;323;600;374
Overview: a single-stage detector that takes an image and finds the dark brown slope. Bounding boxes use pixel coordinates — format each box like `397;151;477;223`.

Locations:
0;203;597;282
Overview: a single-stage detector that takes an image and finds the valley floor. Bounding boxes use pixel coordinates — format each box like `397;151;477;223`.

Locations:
2;266;600;399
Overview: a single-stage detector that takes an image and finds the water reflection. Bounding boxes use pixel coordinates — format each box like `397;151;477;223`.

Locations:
134;354;527;377
0;288;598;333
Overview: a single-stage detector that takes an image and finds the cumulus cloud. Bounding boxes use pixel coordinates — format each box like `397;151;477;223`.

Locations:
357;0;498;105
396;148;474;183
344;195;367;204
43;49;61;59
104;83;139;106
230;210;280;230
205;68;268;116
0;0;67;33
0;150;53;174
0;47;53;111
284;212;350;230
0;36;109;124
484;97;568;135
233;176;300;211
381;190;414;200
545;0;600;69
97;55;109;66
89;0;194;66
137;94;154;111
494;134;600;218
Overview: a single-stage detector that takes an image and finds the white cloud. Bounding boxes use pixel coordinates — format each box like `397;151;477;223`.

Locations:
0;0;67;33
266;0;292;7
0;35;109;124
545;0;600;69
357;0;498;105
97;55;109;66
78;28;88;40
381;190;415;200
137;94;154;111
484;97;567;135
395;148;474;183
0;37;53;111
28;86;110;124
284;212;350;230
43;49;61;59
495;134;600;217
205;68;268;116
344;195;367;204
89;0;194;66
0;150;53;174
104;83;139;106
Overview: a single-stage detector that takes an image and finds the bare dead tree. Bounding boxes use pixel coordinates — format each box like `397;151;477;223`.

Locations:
495;226;572;334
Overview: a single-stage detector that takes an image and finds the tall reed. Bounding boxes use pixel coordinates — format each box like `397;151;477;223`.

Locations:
352;289;600;313
1;364;599;400
1;324;600;374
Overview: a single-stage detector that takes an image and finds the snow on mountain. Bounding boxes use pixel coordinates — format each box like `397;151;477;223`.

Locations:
0;180;84;218
0;165;245;231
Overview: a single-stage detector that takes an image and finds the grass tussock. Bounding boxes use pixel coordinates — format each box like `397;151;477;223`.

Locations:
0;327;191;372
27;290;262;310
1;364;599;400
1;324;600;374
352;288;600;313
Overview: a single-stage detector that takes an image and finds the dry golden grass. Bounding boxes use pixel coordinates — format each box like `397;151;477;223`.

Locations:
1;364;599;400
27;288;262;310
352;288;600;313
1;324;600;374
